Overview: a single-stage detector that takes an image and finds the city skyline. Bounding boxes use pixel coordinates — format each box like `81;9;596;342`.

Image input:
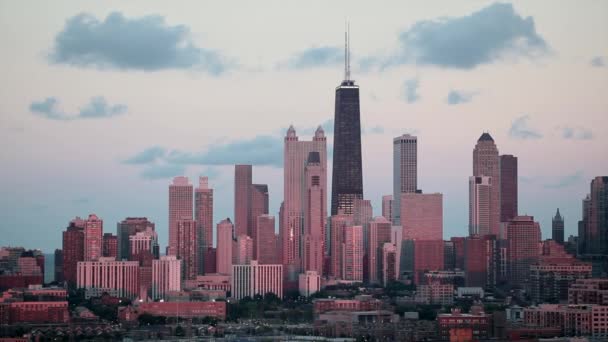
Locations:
1;1;608;251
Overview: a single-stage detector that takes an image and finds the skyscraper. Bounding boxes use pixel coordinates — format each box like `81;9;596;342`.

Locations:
302;152;326;275
393;134;418;225
250;183;269;257
195;177;213;274
473;133;501;237
256;215;277;264
102;233;117;258
151;256;181;300
234;165;252;238
552;208;565;244
401;192;443;241
580;177;608;255
331;29;363;216
469;176;492;236
236;234;254;265
343;225;364;281
169;177;193;255
176;219;198;280
283;125;326;280
500;154;518;223
84;214;103;261
62;221;84;285
507;216;541;288
382;195;393;222
216;218;234;275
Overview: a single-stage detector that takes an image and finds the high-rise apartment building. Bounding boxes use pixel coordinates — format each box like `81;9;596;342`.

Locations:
469;176;492;236
500;154;518;223
393;134;417;225
256;215;277;264
62;221;84;285
330;214;353;278
331;30;363;216
129;227;158;260
464;235;499;289
343;225;364;281
236;234;254;265
382;243;397;286
77;257;139;299
232;261;283;300
216;219;234;275
151;255;181;300
507;216;541;288
234;165;252;238
553;208;565;244
84;214;103;261
283;125;326;280
579;177;608;255
168;177;193;255
176;219;198;280
368;217;392;284
473;133;501;237
195;177;213;274
401;192;443;240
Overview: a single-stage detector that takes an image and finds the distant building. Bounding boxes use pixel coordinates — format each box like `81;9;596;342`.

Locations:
402;240;444;285
524;304;608;338
469;176;492;236
235;234;253;265
343;225;364;282
77;257;139;299
102;233;117;258
367;217;392;284
54;249;63;283
231;261;283;300
7;302;69;324
256;215;277;264
401;192;443;240
216;219;234;275
299;271;321;297
117;217;155;261
464;235;499;289
195;177;213;274
84;214;103;261
329;214;353;279
552;208;565;244
151;256;181;301
473;133;501;237
500;154;518;224
382;195;393;222
382;243;397;286
62;221;84;285
234;165;252;238
176;219;198;280
136;301;226;320
569;278;608;305
416;283;454;305
168;177;193;256
302;152;326;275
437;306;491;341
393;134;417;225
507;216;541;288
250;183;269;257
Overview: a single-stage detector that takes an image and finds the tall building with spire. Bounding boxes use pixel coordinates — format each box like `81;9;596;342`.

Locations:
302;152;326;275
473;133;501;237
552;208;565;244
331;27;363;215
282;125;326;281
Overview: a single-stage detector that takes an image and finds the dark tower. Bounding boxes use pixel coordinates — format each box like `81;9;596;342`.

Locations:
331;25;363;215
552;208;564;244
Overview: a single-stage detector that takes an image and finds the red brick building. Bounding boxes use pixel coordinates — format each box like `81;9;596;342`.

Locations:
8;301;69;324
437;307;491;341
136;301;226;320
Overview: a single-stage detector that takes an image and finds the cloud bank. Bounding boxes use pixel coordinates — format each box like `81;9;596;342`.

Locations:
49;12;228;74
509;115;542;139
30;96;126;121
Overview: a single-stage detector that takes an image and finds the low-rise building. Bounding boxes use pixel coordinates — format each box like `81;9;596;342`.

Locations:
135;301;226;320
437;306;491;341
568;278;608;305
415;284;454;305
313;295;382;315
523;303;608;338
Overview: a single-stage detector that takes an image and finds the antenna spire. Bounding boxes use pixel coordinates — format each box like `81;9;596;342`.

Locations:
345;21;351;81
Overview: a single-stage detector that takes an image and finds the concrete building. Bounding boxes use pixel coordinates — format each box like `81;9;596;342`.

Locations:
250;183;269;258
128;227;158;260
302;151;326;275
401;192;443;240
402;240;444;285
464;235;499;289
330;214;353;279
524;304;608;338
367;217;392;284
231;261;283;300
235;234;253;265
416;283;454;305
382;243;397;286
151;256;181;300
102;233;117;258
438;306;491;341
168;177;193;256
393;134;417;225
343;225;364;282
507;216;541;288
500;154;518;224
77;257;139;299
117;217;155;261
256;215;277;264
136;301;226;320
469;176;492;236
84;214;103;261
176;219;198;280
569;278;608;305
234;165;252;238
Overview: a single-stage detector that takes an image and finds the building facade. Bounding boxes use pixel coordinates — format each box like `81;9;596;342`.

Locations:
168;177;193;256
232;261;283;300
472;133;501;237
393;134;417;225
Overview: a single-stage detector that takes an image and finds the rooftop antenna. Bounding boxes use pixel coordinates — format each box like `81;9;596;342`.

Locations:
345;21;351;81
344;20;348;81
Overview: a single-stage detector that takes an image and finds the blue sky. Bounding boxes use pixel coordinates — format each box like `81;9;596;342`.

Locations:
0;0;607;252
